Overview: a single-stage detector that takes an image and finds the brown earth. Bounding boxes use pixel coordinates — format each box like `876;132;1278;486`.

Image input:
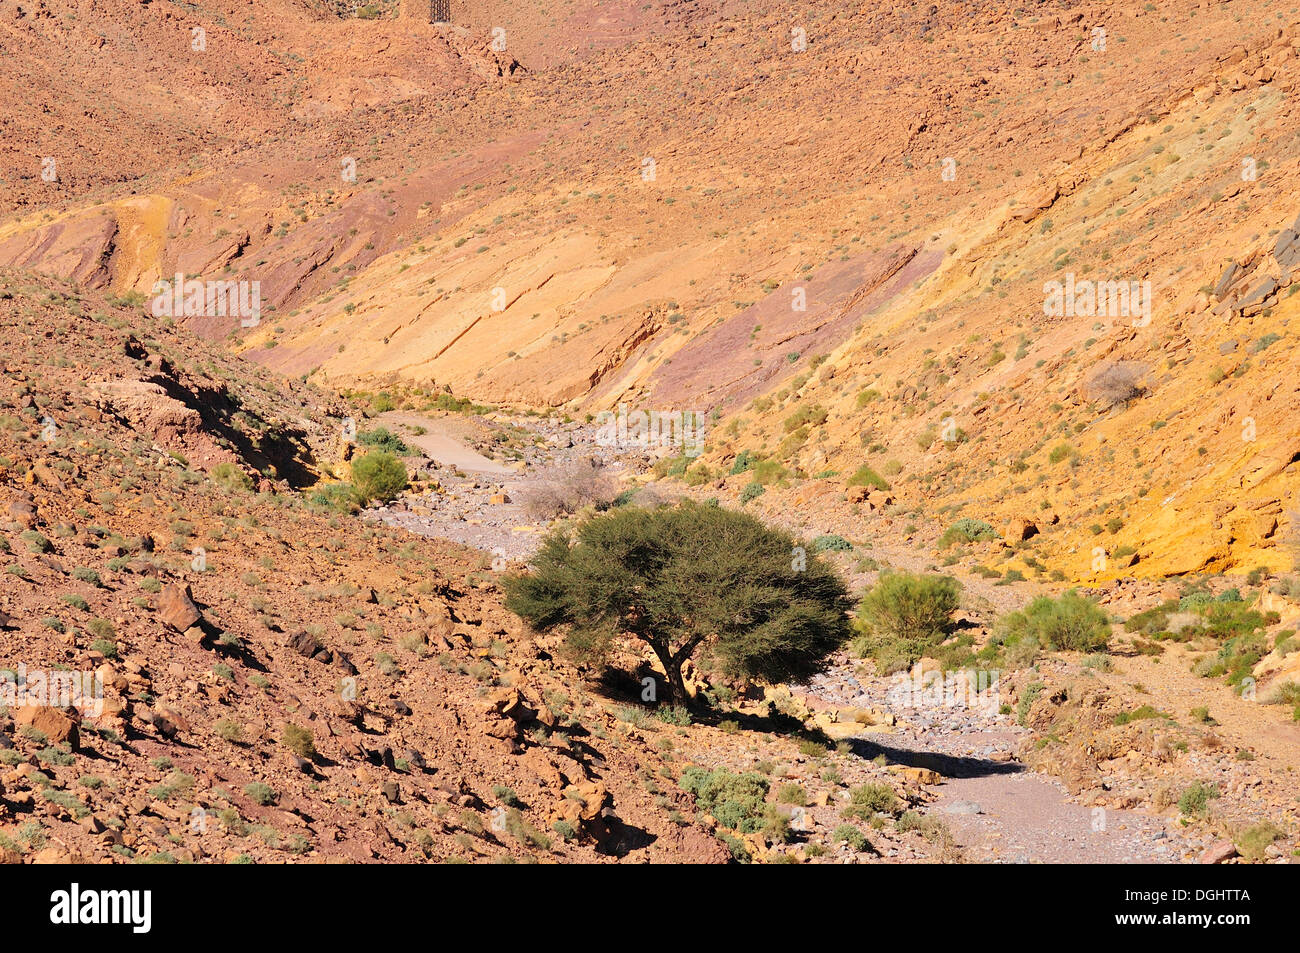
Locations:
4;0;1300;864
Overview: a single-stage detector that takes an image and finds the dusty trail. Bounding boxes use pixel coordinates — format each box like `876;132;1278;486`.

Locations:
803;667;1190;863
378;412;515;474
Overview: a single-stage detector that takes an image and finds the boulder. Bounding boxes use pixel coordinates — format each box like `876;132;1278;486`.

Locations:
1007;517;1039;541
1212;261;1240;299
157;583;202;632
15;704;79;749
1200;840;1238;864
6;500;36;527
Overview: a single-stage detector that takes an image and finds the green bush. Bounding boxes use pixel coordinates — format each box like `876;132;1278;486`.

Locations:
995;590;1110;653
811;534;852;552
739;482;765;504
350;450;408;505
679;767;770;832
1236;821;1283;861
281;723;316;760
1048;443;1074;464
244;782;277;806
306;482;360;514
357;427;410;454
1178;781;1219;817
729;450;756;475
751;460;788;485
846;465;890;491
853;571;962;673
938;518;997;548
833;824;868;850
782;404;828;432
210;463;253;493
21;530;52;553
843;783;899;819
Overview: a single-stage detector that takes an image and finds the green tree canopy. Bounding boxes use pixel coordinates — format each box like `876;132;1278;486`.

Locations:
503;501;853;703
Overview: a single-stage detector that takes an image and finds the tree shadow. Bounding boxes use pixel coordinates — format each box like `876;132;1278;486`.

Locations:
844;737;1022;779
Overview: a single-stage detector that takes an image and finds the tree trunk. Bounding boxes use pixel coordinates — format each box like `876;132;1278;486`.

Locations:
665;658;688;706
649;644;689;705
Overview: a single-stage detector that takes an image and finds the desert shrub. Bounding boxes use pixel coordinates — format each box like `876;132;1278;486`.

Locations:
21;530;52;553
1113;704;1170;725
1178;781;1219;817
776;783;807;806
833;824;868;850
1264;681;1300;706
855;388;881;407
210;463;253;493
853;571;962;673
729;450;756;474
307;482;360;514
682;462;713;487
89;639;118;658
782;404;828;432
1197;630;1270;689
1201;601;1276;640
519;459;617;520
350;451;408;505
281;723;316;760
72;567;103;587
656;705;692;726
843;783;899;819
938;517;997;548
552;819;577;841
739;482;765;503
751;459;788;485
651;453;691;479
678;767;770;832
811;534;852;552
149;771;195;802
1017;681;1044;725
1085;360;1148;408
492;785;522;807
215;719;244;742
995;590;1110;653
1236;821;1283;861
356;427;410;454
846;465;890;491
1125;602;1178;637
244;782;277;806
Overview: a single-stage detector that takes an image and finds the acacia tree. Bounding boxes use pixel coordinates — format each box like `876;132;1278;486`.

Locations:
503;501;853;704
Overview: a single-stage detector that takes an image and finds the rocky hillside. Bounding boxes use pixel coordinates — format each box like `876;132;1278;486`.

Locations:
4;0;1300;581
4;0;1300;869
0;274;741;862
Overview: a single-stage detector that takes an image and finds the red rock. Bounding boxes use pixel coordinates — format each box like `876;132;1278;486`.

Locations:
1200;840;1238;864
14;704;79;749
157;583;202;632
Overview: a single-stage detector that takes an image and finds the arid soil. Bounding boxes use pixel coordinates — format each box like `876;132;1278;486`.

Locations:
3;0;1300;865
